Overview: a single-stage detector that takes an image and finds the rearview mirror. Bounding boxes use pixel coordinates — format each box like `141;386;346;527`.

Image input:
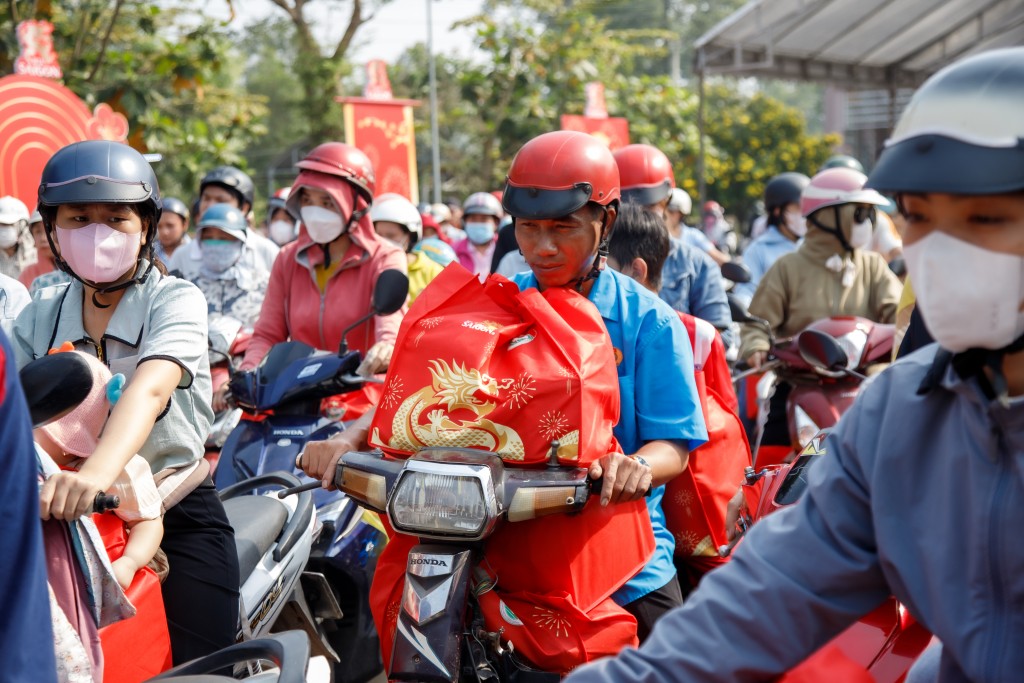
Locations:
373;269;409;316
728;294;758;325
720;261;752;284
797;329;849;373
20;352;94;428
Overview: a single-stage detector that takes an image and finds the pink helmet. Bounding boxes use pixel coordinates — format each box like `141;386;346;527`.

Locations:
801;168;888;218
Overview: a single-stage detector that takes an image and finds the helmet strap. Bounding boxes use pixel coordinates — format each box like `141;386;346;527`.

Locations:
571;207;611;294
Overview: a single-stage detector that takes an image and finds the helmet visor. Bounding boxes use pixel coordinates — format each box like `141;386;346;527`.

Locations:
868;134;1024;195
621;181;672;208
40;175;154;206
502;182;594;220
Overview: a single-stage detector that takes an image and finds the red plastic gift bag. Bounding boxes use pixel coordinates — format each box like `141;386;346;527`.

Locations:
664;370;752;560
369;265;620;467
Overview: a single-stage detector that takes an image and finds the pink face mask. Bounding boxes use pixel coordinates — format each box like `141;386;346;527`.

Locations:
56;223;141;284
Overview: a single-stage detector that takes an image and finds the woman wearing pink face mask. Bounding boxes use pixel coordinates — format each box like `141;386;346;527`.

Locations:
12;140;239;666
223;142;406;409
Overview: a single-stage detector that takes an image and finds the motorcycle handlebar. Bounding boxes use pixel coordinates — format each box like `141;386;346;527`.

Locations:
93;493;120;512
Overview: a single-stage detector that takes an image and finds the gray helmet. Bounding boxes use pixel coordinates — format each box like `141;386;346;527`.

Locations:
161;197;190;223
200;166;255;211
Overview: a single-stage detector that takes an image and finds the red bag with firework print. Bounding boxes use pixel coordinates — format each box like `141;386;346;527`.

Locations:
369;264;621;467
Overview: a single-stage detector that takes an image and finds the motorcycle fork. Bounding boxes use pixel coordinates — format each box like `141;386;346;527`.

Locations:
390;544;474;682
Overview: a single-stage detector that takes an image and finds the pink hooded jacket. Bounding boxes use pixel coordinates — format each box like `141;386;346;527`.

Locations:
241;169;407;370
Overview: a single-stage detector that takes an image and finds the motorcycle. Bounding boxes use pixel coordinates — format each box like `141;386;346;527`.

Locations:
206;313;252;471
24;352;322;682
730;297;894;468
328;443;612;682
214;269;409;683
723;428;933;682
145;630;311;683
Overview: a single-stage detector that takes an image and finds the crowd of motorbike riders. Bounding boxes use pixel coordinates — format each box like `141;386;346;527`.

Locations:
5;45;1024;683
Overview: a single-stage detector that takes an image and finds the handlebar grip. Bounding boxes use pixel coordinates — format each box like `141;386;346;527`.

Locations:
93;493;120;512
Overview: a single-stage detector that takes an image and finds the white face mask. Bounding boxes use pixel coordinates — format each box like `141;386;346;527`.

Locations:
784;210;806;238
268;219;296;246
301;205;345;244
848;219;873;250
904;230;1024;352
0;225;19;249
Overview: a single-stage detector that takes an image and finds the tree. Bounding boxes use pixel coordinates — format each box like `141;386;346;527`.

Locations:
1;1;267;202
265;0;389;142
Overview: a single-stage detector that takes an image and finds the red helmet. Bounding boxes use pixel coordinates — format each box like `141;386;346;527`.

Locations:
295;142;375;203
502;131;620;220
801;168;888;218
613;144;675;206
703;200;723;216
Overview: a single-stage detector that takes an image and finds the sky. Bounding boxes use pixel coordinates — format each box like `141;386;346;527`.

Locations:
220;0;485;64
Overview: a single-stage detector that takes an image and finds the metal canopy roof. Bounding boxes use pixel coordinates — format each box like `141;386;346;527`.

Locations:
695;0;1024;89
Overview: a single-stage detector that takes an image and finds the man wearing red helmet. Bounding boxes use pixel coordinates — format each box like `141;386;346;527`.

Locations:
614;144;734;348
504;131;708;639
235;142;407;377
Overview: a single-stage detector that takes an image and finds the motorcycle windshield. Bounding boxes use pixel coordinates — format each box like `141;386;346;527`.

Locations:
256;341;320;385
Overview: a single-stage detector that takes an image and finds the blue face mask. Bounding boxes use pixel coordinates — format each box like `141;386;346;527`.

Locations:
200;239;243;276
464;221;495;245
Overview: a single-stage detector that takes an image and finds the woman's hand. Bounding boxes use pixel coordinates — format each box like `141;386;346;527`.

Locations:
356;341;394;377
588;452;653;507
747;351;768;371
297;431;360;489
39;471;105;521
111;556;139;590
212;383;232;413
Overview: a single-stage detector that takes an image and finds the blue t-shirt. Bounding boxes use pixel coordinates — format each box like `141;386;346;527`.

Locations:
513;269;708;604
0;331;57;680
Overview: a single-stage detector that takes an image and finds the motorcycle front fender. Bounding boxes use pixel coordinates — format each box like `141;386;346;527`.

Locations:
389;545;474;682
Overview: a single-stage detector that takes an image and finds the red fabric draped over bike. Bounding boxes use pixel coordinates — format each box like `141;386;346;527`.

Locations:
368;265;654;673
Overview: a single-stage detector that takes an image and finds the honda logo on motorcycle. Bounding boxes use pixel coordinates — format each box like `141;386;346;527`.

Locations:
410;558;447;567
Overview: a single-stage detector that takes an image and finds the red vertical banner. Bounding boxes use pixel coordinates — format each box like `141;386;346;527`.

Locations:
339;98;421;204
560;115;630;151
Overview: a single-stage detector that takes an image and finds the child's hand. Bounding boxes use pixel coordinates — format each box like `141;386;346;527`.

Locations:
111;556;138;590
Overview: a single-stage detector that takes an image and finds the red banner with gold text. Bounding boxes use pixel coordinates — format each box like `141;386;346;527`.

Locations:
339;98;420;204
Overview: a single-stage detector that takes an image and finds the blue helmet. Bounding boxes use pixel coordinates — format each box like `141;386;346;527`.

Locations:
413;236;457;267
197;203;248;241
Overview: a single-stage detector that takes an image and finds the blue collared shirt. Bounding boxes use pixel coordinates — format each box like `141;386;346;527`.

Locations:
659;238;733;347
513;268;708;604
732;225;799;307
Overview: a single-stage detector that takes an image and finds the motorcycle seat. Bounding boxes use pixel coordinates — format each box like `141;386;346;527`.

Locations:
223;495;289;583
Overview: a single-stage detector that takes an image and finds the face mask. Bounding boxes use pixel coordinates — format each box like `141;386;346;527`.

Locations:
465;221;495;245
849;219;873;249
0;225;18;249
56;223;141;284
904;230;1024;352
301;205;345;244
269;219;296;246
784;211;807;238
200;239;243;276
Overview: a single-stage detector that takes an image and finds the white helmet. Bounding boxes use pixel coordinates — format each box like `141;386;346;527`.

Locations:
0;196;29;226
869;47;1024;195
462;191;503;218
668;188;692;215
370;193;423;240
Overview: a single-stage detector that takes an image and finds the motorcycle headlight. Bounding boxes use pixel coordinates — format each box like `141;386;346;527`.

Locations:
388;463;498;541
793;404;820;450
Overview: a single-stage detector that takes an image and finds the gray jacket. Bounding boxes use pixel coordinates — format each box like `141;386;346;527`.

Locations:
567;344;1024;683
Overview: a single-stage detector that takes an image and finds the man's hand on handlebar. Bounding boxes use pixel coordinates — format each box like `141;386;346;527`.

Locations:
588;452;653;507
212;383;232;413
